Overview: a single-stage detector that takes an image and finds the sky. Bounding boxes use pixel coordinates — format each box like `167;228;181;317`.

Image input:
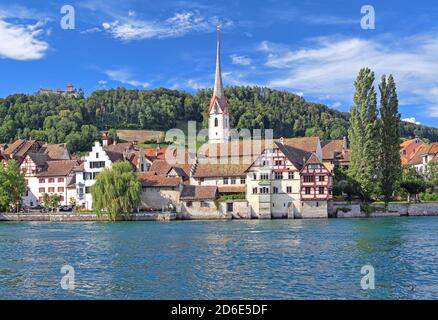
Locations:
1;0;438;127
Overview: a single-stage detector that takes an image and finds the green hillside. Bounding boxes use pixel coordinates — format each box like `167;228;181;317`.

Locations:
0;86;437;153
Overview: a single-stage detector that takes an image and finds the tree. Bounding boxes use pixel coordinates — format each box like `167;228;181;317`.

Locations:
400;166;426;203
348;68;381;200
0;160;27;212
379;75;401;207
91;161;141;221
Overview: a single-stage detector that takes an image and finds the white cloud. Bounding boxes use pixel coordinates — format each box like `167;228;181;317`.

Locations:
230;54;252;66
104;69;149;88
402;117;421;125
261;34;438;116
98;80;107;85
102;11;232;41
81;27;101;34
187;79;208;90
0;19;49;60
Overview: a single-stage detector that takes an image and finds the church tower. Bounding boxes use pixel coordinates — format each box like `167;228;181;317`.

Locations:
208;27;230;144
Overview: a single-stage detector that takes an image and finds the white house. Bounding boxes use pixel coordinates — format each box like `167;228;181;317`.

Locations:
75;141;126;209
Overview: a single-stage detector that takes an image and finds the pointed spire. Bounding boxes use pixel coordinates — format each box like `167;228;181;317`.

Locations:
212;25;226;110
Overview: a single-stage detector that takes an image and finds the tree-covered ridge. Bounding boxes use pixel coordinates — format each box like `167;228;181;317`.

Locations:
1;86;437;153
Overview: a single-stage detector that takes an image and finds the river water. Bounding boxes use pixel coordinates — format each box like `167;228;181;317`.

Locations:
0;217;437;299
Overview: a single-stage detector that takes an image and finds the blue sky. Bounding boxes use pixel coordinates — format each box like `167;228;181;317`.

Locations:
1;0;438;127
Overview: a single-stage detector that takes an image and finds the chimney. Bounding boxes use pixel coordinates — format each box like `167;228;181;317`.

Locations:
280;137;284;145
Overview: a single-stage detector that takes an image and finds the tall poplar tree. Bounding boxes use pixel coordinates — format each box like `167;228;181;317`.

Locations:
379;75;401;206
348;68;381;200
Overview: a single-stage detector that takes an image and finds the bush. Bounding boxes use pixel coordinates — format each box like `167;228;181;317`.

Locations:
419;193;438;202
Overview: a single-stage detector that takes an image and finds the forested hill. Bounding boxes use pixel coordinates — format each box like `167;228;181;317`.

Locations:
0;86;437;152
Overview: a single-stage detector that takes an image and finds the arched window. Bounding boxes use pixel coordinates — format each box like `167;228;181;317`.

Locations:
214;118;218;127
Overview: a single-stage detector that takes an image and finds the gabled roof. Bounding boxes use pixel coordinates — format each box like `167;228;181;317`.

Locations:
192;163;249;178
217;186;246;193
36;160;78;177
103;142;134;154
407;144;429;165
39;143;70;160
180;185;218;201
27;153;51;167
321;140;344;160
105;150;125;163
150;160;192;178
138;173;181;188
304;153;323;165
278;136;320;153
274;142;312;170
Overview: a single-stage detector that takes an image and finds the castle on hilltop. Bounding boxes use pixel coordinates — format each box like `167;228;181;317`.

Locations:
37;83;79;97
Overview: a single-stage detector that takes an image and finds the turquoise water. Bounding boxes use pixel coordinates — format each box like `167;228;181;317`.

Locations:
0;217;437;299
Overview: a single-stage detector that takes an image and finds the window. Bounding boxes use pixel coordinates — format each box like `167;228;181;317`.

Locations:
275;160;283;166
201;201;209;208
90;161;105;169
227;202;233;212
96;153;99;159
231;178;236;184
288;172;294;180
39;187;45;193
58;178;64;183
48;178;55;183
92;172;99;179
223;178;229;185
260;187;269;194
260;173;269;180
253;173;257;180
402;150;407;155
241;178;246;184
274;172;283;180
252;187;257;194
305;187;311;195
39;178;45;183
273;186;279;194
85;187;90;194
319;187;325;194
319;176;325;182
187;201;193;207
303;176;314;183
214;118;218;127
48;187;55;193
58;187;65;192
287;186;292;193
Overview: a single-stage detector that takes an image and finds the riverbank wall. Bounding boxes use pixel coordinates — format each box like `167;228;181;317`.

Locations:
2;202;438;222
330;202;438;218
0;212;177;222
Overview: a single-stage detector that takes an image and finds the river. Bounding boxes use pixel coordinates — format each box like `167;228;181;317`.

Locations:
0;217;437;299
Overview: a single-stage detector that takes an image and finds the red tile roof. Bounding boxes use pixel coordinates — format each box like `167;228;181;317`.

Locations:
180;185;218;200
36;160;79;177
192;163;249;178
218;186;246;193
137;173;181;187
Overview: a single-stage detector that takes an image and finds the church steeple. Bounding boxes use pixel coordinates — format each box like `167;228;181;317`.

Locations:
213;27;226;109
208;26;229;144
209;26;228;113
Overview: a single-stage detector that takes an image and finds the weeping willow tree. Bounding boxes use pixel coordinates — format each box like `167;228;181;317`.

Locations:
91;161;141;221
